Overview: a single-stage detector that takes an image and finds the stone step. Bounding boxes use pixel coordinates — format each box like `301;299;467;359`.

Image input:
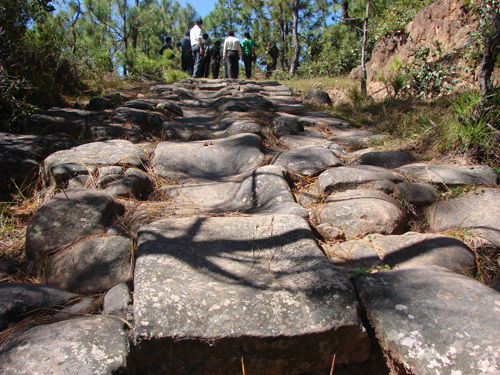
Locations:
133;214;370;374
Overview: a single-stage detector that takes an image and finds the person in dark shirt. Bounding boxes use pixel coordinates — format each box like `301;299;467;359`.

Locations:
180;31;193;76
209;40;222;79
159;36;173;56
266;42;279;78
201;33;211;78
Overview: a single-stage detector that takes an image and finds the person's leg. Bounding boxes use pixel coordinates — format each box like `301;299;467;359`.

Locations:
212;60;220;79
224;59;228;78
233;54;239;78
228;52;238;78
243;54;251;79
188;55;193;76
192;44;202;78
181;55;187;72
203;57;210;78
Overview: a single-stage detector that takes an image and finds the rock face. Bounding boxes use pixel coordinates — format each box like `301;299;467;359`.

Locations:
362;0;485;97
133;214;370;374
0;316;129;375
25;189;124;260
354;266;500;374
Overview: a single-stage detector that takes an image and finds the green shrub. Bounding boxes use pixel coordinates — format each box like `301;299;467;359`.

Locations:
163;69;190;83
130;50;179;78
450;90;499;157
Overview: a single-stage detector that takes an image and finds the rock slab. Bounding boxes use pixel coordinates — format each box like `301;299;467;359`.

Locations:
152;133;264;181
354;266;500;375
133;214;369;374
427;187;500;249
0;316;129;375
25;189;124;259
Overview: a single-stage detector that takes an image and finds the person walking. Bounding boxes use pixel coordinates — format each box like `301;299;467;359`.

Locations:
223;30;242;79
201;33;211;78
210;40;222;79
190;19;204;78
180;31;193;76
241;32;256;79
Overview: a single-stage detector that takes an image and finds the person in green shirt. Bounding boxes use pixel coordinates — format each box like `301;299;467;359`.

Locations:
241;32;257;79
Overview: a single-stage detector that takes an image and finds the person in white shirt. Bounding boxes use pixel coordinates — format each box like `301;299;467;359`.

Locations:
190;19;204;78
223;30;242;79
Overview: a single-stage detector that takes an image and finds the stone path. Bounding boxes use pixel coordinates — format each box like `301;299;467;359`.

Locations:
0;79;499;374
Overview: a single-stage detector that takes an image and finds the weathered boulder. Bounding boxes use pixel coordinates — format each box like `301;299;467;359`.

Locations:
158;165;307;217
23;108;91;138
112;106;168;130
267;96;307;114
316;165;404;194
304;90;332;106
213;118;262;137
87;97;112;111
104;167;153;199
87;123;147;143
288;111;350;129
0;283;76;330
271;115;304;138
47;235;133;294
280;135;346;155
329;129;385;149
152;133;264;181
395;181;438;206
354;266;500;374
0;316;129;375
22;114;84;138
0;132;75;189
354;150;413;169
43;139;147;186
427;187;500;248
272;145;342;175
396;163;498;187
327;232;475;275
312;189;406;239
25;189;124;259
133;214;369;374
103;283;132;319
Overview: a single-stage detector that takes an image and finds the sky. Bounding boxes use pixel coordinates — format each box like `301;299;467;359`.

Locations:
178;0;217;17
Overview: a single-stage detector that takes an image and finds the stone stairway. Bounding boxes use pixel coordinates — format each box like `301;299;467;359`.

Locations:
0;79;498;374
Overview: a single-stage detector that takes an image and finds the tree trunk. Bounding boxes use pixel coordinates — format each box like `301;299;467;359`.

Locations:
289;1;300;75
279;4;286;70
341;0;349;22
360;0;372;95
478;10;499;93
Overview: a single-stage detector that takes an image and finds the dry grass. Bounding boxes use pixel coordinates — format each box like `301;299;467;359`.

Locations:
444;227;500;287
0;294;105;345
0;182;49;263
